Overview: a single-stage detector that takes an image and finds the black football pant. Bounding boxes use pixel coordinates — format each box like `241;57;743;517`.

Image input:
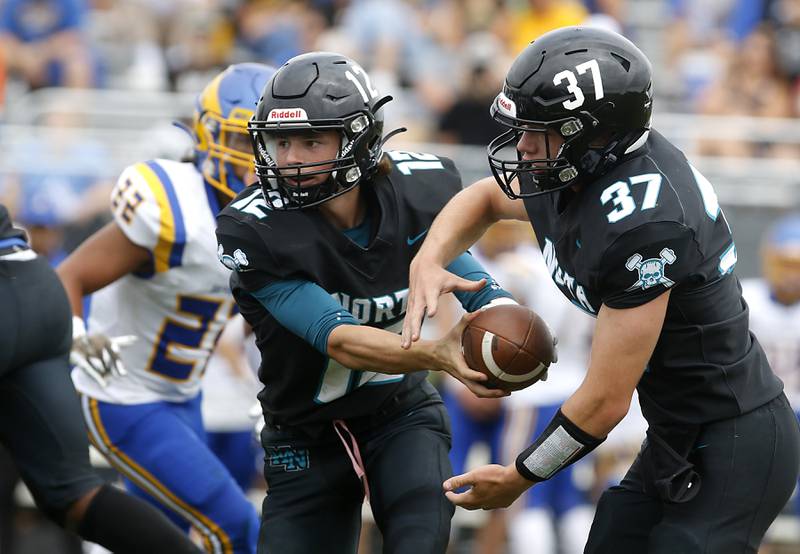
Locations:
585;393;800;554
0;256;103;516
258;381;454;554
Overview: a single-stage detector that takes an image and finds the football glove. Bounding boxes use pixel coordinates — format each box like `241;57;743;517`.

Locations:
70;316;137;387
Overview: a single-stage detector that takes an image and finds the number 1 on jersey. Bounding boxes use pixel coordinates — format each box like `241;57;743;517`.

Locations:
600;173;662;223
316;319;404;403
387;151;444;175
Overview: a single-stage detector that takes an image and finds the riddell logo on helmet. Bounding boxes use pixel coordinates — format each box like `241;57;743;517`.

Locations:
267;108;308;121
496;92;517;118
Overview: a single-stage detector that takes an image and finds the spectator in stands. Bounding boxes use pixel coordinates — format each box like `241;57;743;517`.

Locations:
582;0;625;24
436;33;508;146
234;1;325;68
500;0;588;55
5;106;111;225
769;0;800;115
0;0;95;89
409;0;471;119
0;44;6;114
338;0;421;80
663;0;774;106
696;24;795;158
336;0;427;139
164;8;235;92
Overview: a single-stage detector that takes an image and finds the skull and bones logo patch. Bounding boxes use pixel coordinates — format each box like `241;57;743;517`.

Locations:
625;248;677;291
217;244;250;271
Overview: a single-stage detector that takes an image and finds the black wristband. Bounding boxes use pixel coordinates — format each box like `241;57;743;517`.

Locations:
515;408;605;482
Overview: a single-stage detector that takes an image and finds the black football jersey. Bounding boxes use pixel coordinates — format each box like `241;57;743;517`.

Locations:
0;205;27;243
523;130;783;425
216;152;463;426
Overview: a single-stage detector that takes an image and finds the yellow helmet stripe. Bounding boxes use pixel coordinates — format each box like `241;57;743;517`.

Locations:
199;72;224;116
135;162;186;273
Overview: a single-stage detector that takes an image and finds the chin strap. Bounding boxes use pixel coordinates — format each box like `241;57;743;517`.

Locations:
578;128;648;180
578;145;618;178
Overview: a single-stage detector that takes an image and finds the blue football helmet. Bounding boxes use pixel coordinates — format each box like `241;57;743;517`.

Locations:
762;214;800;305
193;63;276;199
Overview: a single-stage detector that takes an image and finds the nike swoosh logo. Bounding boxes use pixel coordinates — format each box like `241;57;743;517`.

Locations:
406;229;428;246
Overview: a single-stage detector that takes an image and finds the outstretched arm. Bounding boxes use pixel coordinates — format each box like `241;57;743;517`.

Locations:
327;315;505;398
443;291;669;509
401;177;529;347
249;278;508;398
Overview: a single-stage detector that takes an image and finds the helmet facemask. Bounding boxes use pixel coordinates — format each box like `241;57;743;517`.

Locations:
488;97;644;199
250;111;382;210
195;107;257;200
488;101;601;199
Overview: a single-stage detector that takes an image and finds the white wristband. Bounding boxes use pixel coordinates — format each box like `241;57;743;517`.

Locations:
72;316;87;340
481;297;519;310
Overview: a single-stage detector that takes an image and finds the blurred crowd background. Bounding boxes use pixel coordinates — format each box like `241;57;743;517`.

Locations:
1;0;799;553
2;0;800;270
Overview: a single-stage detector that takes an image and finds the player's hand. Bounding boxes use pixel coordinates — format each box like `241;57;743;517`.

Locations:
443;463;533;510
401;258;486;349
70;317;137;387
434;312;507;399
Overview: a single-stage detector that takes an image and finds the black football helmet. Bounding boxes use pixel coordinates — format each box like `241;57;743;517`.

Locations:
249;52;392;210
488;26;653;198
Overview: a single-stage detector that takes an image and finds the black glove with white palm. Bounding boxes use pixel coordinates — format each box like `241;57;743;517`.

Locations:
70;316;137;387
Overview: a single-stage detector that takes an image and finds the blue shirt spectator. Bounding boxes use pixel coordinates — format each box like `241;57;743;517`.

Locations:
0;0;85;43
0;0;97;88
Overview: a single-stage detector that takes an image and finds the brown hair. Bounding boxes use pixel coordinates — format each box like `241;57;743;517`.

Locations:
375;153;393;176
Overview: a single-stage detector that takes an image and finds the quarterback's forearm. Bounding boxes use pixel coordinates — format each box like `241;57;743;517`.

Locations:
327;324;440;374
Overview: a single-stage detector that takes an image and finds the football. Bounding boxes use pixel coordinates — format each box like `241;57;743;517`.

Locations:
461;304;557;392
